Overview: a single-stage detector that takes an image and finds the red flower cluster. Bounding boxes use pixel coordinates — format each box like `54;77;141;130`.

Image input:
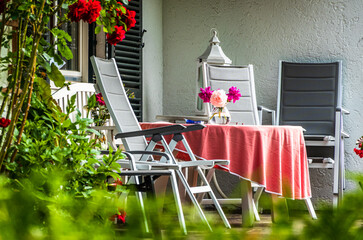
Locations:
68;0;101;24
0;117;10;128
354;148;363;158
106;26;126;45
110;209;126;224
109;178;123;187
116;210;126;224
354;138;363;158
95;93;105;106
124;9;136;30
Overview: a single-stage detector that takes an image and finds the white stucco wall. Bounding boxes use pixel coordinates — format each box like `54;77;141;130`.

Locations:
142;0;164;121
161;0;363;205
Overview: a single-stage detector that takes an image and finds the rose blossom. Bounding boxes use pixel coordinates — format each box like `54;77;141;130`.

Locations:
0;117;11;128
83;0;101;24
227;86;242;103
106;25;126;45
68;0;88;22
198;86;213;103
210;89;228;108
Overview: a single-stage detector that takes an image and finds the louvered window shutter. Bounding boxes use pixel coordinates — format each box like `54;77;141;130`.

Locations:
108;0;143;122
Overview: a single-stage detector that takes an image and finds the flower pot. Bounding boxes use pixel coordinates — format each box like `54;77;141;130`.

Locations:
209;107;231;125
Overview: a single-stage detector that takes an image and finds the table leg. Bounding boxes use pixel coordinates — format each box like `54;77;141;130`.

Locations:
271;194;289;224
241;179;254;227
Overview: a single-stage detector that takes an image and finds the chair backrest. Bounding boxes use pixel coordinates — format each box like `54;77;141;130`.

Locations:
277;61;342;136
90;56;147;151
202;63;260;125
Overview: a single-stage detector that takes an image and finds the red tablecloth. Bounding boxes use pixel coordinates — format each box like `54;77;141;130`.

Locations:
140;122;311;200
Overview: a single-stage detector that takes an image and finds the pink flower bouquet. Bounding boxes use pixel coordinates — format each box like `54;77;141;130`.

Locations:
199;86;242;108
198;86;242;123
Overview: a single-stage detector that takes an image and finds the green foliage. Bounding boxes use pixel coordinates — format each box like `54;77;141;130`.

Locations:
0;174;119;240
0;0;133;169
6;84;123;198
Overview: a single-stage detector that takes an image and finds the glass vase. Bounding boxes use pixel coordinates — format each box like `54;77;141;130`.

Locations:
209;107;231;125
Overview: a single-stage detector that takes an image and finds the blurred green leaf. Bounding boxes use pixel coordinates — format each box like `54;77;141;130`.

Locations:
47;63;65;87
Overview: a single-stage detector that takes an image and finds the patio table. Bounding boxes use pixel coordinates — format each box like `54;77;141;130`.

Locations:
140;122;312;226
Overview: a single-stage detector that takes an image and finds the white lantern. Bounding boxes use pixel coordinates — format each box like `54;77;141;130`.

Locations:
195;29;232;113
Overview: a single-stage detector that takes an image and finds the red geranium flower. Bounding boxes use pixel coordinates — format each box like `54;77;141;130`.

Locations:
106;25;126;45
117;211;126;223
68;0;88;22
110;209;126;224
95;93;105;106
0;117;10;128
124;9;136;30
354;148;363;158
109;178;123;187
83;0;102;24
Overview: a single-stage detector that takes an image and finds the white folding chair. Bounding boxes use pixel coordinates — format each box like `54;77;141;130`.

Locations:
91;56;231;232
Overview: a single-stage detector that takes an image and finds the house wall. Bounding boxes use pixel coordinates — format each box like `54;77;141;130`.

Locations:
142;0;164;121
161;0;363;205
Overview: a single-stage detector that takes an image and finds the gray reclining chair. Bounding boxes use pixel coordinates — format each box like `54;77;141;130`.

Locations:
91;56;231;233
277;61;349;207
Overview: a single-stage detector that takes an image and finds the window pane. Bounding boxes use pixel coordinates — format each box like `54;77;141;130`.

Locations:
61;22;79;71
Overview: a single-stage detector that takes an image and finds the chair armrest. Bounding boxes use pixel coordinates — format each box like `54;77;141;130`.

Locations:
115;124;186;139
336;107;350;115
178;160;214;168
164;123;206;135
178;159;229;168
257;105;276;125
126;150;172;161
123;151;181;170
257;106;274;113
336;108;350;138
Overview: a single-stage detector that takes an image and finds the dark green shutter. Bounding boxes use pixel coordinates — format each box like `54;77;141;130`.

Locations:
109;0;143;122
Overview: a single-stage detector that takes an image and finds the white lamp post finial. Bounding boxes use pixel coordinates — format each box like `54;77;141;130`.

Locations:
197;29;232;65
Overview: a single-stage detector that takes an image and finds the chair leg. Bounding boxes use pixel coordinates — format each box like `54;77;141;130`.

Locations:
304;198;317;219
252;201;260;221
196;167;231;229
176;169;213;231
127;175;150;233
253;187;264;209
145;176;162;238
169;171;187;235
196;168;215;203
136;191;150;233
